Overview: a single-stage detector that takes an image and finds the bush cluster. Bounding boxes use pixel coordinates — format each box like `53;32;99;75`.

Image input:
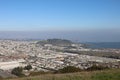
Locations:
87;65;109;71
24;65;32;71
11;67;24;77
57;66;82;73
11;65;32;77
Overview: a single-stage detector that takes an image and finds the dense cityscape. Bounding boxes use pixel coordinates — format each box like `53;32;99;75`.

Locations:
0;39;120;78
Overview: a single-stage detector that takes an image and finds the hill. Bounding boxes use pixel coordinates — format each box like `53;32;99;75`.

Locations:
5;69;120;80
37;39;73;46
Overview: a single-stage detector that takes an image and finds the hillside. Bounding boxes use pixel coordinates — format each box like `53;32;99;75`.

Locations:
6;69;120;80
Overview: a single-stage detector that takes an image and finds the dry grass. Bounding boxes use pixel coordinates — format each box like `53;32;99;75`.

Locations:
5;69;120;80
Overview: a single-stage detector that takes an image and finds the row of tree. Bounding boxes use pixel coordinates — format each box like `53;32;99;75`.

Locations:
56;65;108;73
11;65;32;77
11;65;109;77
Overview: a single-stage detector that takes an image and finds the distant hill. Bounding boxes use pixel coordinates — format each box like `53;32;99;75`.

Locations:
36;39;73;46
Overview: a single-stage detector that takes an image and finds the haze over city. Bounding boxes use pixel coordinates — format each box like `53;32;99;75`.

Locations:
0;0;120;42
0;0;120;79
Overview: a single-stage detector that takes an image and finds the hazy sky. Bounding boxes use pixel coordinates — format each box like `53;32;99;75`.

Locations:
0;0;120;31
0;0;120;42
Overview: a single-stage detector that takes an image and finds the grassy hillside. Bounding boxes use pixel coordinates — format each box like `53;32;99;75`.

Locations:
5;69;120;80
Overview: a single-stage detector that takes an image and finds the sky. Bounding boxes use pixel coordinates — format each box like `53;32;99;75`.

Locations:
0;0;120;42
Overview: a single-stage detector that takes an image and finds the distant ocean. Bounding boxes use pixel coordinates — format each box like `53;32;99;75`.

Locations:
83;42;120;49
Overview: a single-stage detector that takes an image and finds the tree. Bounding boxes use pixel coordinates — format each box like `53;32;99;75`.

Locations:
24;65;32;71
11;67;24;77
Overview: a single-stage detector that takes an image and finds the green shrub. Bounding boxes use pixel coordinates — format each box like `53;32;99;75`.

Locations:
24;65;32;71
57;66;82;73
87;65;109;71
11;67;25;77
